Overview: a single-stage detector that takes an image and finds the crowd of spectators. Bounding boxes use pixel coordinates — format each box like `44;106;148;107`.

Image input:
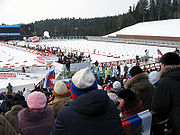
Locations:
0;52;179;135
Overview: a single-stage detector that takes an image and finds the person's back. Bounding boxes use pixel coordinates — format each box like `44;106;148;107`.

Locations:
152;52;180;135
52;90;123;135
5;93;24;134
50;67;123;135
18;91;54;135
48;81;71;118
124;66;155;110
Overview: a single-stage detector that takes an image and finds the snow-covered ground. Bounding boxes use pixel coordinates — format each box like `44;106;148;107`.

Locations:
0;43;46;68
35;40;175;62
107;19;180;37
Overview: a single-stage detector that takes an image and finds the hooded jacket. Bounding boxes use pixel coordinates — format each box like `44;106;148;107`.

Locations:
152;65;180;135
50;90;123;135
124;73;155;110
18;106;54;135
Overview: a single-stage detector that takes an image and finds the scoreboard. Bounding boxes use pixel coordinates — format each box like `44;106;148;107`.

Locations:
0;25;21;36
0;24;35;37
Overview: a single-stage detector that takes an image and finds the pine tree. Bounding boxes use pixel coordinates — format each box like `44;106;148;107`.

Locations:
149;0;157;20
138;0;149;22
172;0;178;18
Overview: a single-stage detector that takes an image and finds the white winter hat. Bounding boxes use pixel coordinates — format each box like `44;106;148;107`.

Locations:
70;67;98;99
113;81;121;89
53;81;68;96
148;71;159;85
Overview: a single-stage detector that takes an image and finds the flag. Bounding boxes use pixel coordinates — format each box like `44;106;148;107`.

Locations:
44;66;55;88
62;79;71;88
157;49;163;56
122;110;152;135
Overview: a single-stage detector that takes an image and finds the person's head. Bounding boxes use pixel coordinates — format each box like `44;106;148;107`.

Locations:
117;88;135;107
160;52;180;68
27;91;47;109
70;67;98;99
113;81;121;90
130;66;143;77
10;93;24;107
53;81;68;97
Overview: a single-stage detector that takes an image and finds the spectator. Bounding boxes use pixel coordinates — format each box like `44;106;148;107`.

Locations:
148;70;159;85
95;60;98;66
48;81;71;118
1;94;13;114
117;65;121;77
97;76;104;86
118;88;144;119
123;64;128;76
0;114;17;135
151;52;180;135
50;67;123;135
6;83;13;93
66;59;71;71
5;94;24;134
107;81;121;94
124;66;155;110
113;81;122;90
18;91;54;135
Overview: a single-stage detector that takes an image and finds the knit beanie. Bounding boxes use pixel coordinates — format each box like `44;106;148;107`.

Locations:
130;66;143;77
53;81;68;96
118;88;135;101
113;81;121;89
27;91;47;109
70;67;98;99
148;71;159;85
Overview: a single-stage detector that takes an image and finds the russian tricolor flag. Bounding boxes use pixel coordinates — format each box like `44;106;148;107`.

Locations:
157;49;163;56
44;66;55;88
122;110;152;135
62;79;71;88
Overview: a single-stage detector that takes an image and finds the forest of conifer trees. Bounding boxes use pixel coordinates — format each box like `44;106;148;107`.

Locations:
32;0;180;37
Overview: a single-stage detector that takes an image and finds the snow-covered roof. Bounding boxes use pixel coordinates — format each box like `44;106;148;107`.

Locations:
106;19;180;37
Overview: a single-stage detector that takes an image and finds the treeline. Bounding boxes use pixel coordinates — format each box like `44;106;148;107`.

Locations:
33;0;180;37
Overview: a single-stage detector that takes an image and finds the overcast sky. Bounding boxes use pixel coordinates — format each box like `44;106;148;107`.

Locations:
0;0;139;25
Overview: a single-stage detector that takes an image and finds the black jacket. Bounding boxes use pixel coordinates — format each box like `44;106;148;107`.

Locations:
50;90;124;135
152;65;180;135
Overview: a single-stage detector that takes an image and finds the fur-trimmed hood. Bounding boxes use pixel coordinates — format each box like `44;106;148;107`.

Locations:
124;73;153;92
124;72;155;110
158;65;180;81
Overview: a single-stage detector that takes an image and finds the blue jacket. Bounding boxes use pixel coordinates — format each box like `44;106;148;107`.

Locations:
50;90;123;135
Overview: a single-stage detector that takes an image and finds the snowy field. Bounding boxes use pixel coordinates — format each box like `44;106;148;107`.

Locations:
0;43;46;68
35;40;175;62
